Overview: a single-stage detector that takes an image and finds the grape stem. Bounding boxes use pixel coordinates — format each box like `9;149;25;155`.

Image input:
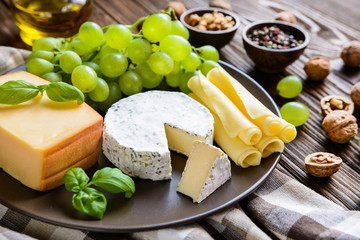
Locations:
80;46;101;60
127;17;147;31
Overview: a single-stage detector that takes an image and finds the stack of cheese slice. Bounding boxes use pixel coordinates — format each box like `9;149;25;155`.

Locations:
177;140;231;203
188;67;296;167
102;91;214;181
0;71;103;191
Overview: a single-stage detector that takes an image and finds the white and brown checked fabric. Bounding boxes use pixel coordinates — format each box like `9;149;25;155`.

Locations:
0;46;359;240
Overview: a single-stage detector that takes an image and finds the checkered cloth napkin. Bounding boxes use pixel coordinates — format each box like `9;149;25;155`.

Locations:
0;46;359;240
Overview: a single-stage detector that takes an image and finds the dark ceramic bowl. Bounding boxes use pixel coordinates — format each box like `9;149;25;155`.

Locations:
242;21;310;73
180;7;240;49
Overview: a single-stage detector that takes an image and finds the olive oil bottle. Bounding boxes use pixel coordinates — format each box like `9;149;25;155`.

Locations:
9;0;92;46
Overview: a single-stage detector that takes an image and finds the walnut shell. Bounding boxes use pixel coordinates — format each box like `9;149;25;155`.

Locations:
304;56;331;81
305;152;342;177
350;82;360;108
341;41;360;67
275;11;297;24
320;95;354;116
209;0;232;11
322;110;358;143
167;1;187;19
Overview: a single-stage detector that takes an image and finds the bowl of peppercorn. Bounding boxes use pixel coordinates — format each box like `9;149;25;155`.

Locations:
242;21;310;73
180;7;240;49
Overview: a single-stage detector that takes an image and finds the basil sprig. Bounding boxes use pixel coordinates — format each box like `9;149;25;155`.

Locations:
0;80;84;105
64;167;135;219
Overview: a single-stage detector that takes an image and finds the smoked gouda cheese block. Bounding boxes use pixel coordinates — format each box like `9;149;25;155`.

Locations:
0;71;103;191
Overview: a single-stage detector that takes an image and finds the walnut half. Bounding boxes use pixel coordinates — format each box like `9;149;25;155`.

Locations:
305;152;342;177
320;95;354;116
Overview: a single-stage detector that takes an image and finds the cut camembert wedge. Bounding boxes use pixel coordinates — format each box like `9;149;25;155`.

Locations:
102;90;214;181
177;140;231;203
0;71;103;191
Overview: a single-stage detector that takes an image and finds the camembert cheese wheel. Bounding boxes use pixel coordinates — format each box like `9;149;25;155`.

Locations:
102;90;214;181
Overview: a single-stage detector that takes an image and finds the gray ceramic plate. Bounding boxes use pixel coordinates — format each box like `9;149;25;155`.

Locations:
0;61;280;233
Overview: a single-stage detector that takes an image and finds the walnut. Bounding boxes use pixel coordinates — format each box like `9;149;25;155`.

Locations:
304;152;342;177
320;95;354;116
341;41;360;67
209;0;232;11
167;1;187;19
322;110;358;143
275;11;297;24
304;56;331;81
350;81;360;108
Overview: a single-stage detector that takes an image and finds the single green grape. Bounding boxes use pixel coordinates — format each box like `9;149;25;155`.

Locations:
66;39;92;56
28;50;54;62
83;62;103;78
179;71;197;94
159;35;191;61
198;45;220;62
200;60;219;76
51;54;61;64
280;102;309;127
100;53;128;78
277;75;303;98
32;37;61;52
79;22;105;48
166;61;182;76
119;71;143;96
166;71;183;88
181;52;201;72
59;51;82;74
127;38;152;64
92;44;120;64
135;62;163;89
41;72;62;82
148;52;174;75
170;20;189;40
142;13;172;42
88;78;110;102
98;82;122;112
104;24;133;50
26;58;54;77
71;65;98;93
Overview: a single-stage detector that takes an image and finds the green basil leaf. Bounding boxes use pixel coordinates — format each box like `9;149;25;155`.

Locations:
63;168;89;192
72;188;107;219
0;80;39;105
90;167;135;198
45;82;85;104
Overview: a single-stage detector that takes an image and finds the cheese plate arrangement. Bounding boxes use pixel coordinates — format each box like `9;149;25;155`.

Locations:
0;61;282;232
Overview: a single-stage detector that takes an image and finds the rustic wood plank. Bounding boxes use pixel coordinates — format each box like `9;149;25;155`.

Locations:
0;0;359;211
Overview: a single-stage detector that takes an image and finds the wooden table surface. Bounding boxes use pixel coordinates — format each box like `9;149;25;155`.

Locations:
0;0;359;215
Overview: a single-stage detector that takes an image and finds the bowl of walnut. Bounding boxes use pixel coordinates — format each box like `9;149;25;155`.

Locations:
180;7;240;49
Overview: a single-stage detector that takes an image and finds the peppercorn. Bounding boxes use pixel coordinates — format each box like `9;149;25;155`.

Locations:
247;25;303;49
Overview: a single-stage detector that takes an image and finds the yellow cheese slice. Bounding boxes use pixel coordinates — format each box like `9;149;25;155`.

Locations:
188;73;262;145
207;67;286;137
0;71;103;191
189;93;262;168
255;135;284;158
277;118;297;143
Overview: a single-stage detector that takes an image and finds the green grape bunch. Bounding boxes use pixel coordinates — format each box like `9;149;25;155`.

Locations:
26;8;221;112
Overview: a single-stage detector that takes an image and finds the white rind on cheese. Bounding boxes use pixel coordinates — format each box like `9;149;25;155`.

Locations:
102;91;214;181
177;141;231;203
